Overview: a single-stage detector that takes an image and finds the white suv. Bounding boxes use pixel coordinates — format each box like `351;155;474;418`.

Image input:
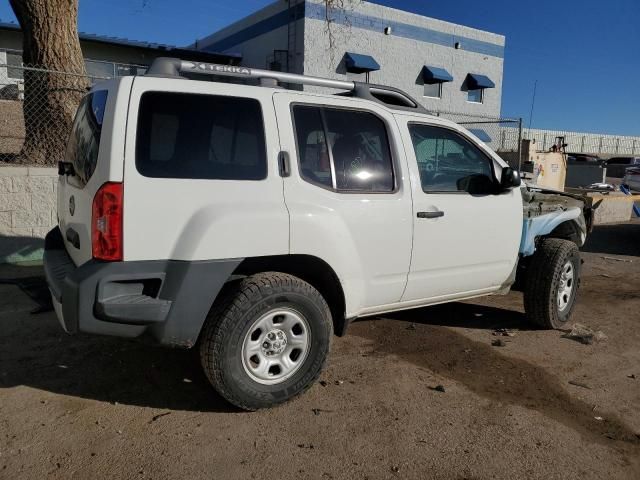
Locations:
44;58;591;410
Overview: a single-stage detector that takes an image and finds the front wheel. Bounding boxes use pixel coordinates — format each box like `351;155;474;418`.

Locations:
199;272;333;410
523;238;581;329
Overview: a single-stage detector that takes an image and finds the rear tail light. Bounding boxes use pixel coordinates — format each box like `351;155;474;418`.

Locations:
92;182;123;261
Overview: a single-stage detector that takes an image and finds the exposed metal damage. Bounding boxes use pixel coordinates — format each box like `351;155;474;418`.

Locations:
519;185;593;257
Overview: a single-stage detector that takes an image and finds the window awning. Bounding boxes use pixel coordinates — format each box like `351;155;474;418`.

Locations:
466;73;495;89
422;65;453;84
344;52;380;73
468;128;492;143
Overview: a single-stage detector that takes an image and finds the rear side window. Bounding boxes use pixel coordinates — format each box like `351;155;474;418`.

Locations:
65;90;108;185
135;92;267;180
293;105;394;192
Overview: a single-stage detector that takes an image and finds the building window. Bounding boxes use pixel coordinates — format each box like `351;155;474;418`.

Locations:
1;50;145;81
6;51;23;79
421;66;452;99
343;52;379;84
85;59;146;79
85;59;116;78
116;63;147;76
467;89;484;104
346;71;375;83
464;74;494;104
423;82;442;99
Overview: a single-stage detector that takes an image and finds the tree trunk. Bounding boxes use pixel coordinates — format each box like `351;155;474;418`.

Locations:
9;0;88;165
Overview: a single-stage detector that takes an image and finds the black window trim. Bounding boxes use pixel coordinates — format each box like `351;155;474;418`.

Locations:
290;101;400;195
134;90;269;181
407;121;499;195
318;108;338;190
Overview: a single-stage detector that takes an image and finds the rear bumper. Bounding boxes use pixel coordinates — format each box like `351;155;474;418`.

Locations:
43;227;242;347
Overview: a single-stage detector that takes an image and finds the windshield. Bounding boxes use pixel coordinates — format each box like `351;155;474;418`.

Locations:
65;90;108;185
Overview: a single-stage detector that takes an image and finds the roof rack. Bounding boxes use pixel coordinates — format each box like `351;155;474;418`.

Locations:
146;57;428;114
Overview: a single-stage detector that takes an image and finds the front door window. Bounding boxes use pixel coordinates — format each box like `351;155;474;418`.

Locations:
409;124;496;194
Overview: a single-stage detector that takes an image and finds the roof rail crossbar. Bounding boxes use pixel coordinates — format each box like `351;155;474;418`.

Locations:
147;57;354;90
146;57;427;113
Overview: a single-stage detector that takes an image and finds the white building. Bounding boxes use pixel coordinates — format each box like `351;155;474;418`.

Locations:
194;0;506;117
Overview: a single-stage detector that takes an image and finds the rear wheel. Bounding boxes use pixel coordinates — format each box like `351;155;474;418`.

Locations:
524;238;581;329
199;272;332;410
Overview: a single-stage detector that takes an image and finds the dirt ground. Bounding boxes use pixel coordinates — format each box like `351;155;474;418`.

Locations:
1;220;639;480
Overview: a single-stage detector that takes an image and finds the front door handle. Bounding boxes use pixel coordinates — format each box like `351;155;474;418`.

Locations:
417;210;444;219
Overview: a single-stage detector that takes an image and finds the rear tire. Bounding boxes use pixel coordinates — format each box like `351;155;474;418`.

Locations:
199;272;332;410
524;238;581;329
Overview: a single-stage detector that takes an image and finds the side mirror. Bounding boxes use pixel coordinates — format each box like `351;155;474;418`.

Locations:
500;167;521;190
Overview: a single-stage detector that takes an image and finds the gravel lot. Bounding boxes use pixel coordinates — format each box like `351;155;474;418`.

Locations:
1;220;639;479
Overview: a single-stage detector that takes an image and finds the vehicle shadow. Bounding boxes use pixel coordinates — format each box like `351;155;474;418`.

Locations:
0;263;52;313
582;221;640;257
0;262;533;413
0;265;238;413
0;234;45;264
351;304;640;449
377;300;534;331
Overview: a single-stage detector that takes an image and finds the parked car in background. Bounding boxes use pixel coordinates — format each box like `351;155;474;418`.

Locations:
567;153;602;163
622;167;640;192
566;154;606;188
606;156;640;178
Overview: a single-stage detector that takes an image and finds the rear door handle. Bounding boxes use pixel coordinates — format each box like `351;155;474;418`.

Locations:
278;151;290;177
417;210;444;219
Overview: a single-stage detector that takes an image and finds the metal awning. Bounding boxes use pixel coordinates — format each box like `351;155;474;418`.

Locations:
422;65;453;84
466;73;495;89
344;52;380;73
468;128;492;143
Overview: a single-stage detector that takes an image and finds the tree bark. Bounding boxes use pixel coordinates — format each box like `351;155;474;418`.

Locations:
9;0;88;165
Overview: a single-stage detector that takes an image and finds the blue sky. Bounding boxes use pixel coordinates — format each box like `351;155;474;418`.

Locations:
1;0;638;135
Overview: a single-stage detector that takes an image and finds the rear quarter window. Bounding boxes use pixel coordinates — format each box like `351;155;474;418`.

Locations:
135;92;267;180
65;90;108;185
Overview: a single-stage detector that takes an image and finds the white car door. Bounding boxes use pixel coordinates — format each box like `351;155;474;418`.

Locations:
273;92;413;317
397;116;522;303
122;77;289;262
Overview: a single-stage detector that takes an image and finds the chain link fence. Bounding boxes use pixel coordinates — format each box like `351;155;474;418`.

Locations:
435;110;522;152
434;110;523;168
523;128;640;156
0;63;109;164
3;62;639;167
1;65;525;167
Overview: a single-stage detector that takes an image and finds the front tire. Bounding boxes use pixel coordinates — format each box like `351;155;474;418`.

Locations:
199;272;333;410
524;238;581;329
